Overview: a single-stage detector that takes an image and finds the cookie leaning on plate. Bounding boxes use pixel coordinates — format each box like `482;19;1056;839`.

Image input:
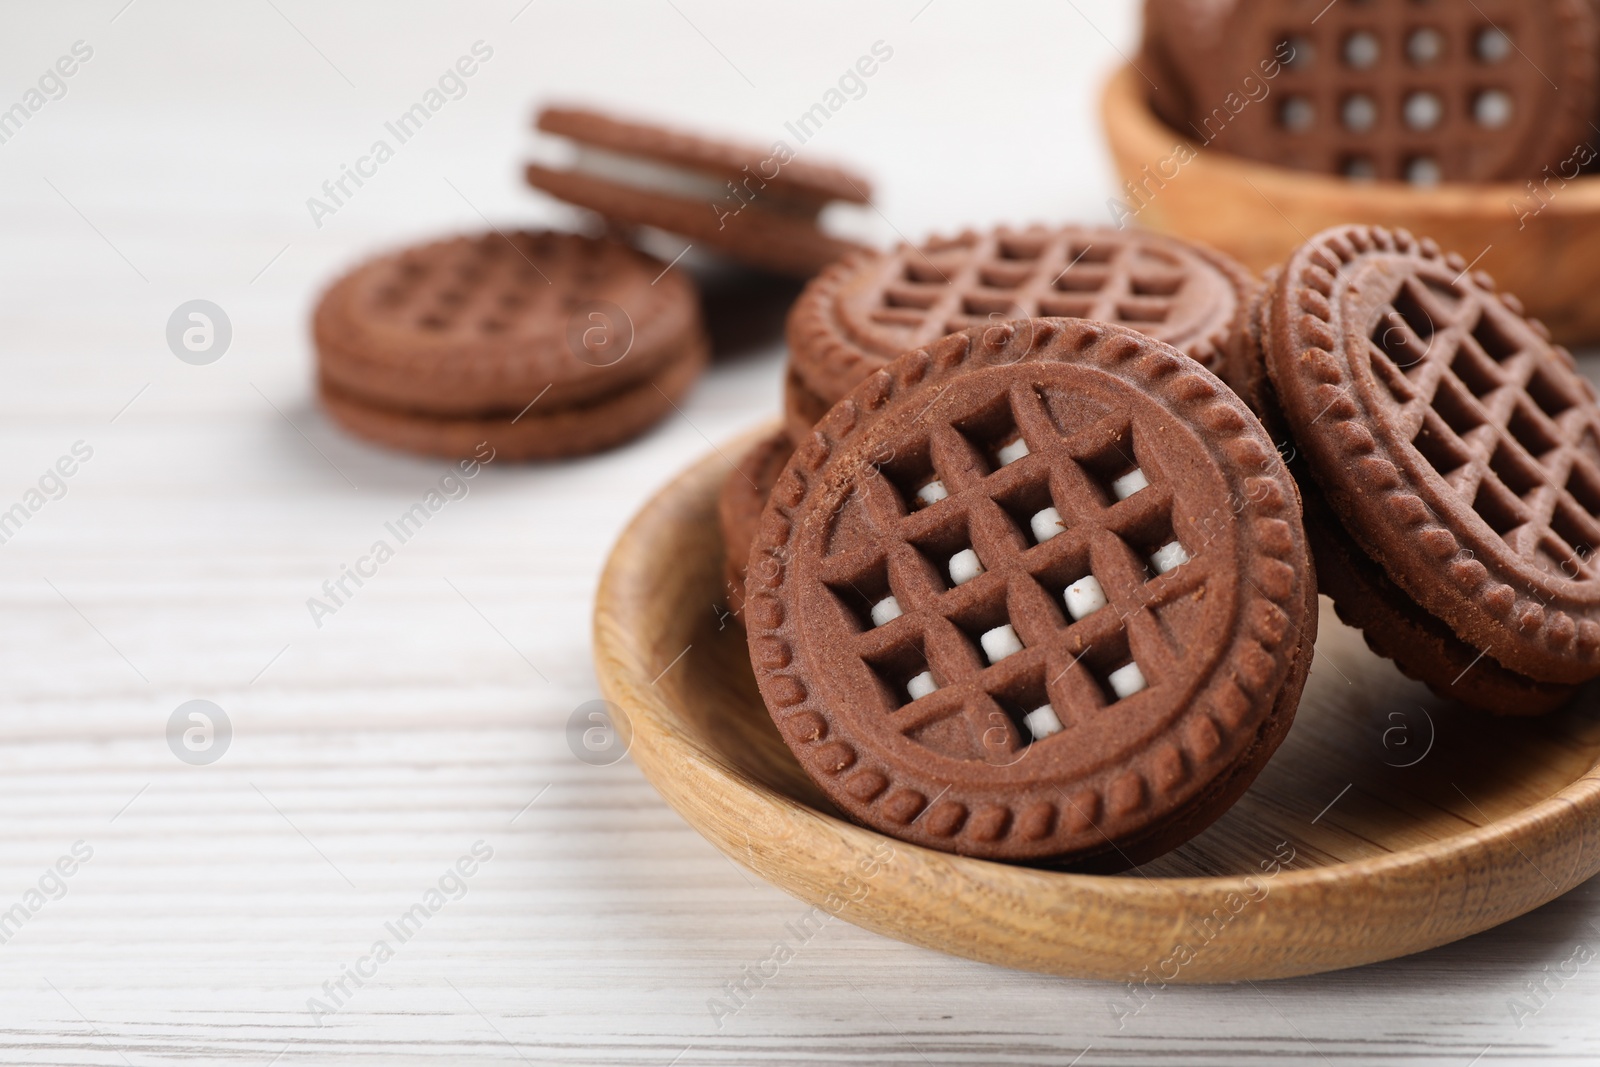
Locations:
745;318;1316;866
526;106;873;278
315;230;708;460
1229;241;1573;713
1262;224;1600;691
784;225;1257;444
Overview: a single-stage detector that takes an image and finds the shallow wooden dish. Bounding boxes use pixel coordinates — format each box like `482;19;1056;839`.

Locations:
1101;64;1600;346
593;433;1600;982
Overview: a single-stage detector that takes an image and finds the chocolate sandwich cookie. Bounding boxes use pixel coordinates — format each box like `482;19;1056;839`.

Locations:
1262;224;1600;688
745;318;1316;865
1175;0;1600;184
314;230;708;459
526;106;873;278
1229;264;1572;714
717;428;796;610
785;226;1257;441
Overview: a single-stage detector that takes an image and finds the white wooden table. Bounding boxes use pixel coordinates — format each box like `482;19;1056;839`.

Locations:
2;1;1597;1062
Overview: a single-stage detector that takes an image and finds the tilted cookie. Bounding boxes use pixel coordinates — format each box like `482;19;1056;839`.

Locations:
745;318;1316;865
526;106;873;278
1263;224;1600;687
1228;269;1573;713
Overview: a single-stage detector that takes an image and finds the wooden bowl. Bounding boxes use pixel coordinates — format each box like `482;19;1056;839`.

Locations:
1101;64;1600;346
593;433;1600;982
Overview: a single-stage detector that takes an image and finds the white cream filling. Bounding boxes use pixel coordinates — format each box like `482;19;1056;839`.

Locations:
1111;469;1149;501
1150;541;1190;575
1030;507;1065;544
571;146;731;202
916;480;949;507
1024;703;1063;740
907;671;939;701
1064;576;1108;620
568;146;821;218
981;624;1023;664
996;438;1031;466
949;548;985;586
1108;662;1148;700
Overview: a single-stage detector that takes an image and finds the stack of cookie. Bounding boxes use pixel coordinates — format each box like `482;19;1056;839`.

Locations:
1142;0;1600;185
314;106;874;461
1239;224;1600;715
315;231;708;460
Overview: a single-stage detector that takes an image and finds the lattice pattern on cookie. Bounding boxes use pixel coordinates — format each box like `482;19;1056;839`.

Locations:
749;321;1313;860
813;381;1209;763
1257;1;1570;183
864;229;1232;366
366;232;613;340
1366;272;1600;582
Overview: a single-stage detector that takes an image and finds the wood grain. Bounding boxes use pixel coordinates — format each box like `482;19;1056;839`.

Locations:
595;433;1600;982
1100;65;1600;346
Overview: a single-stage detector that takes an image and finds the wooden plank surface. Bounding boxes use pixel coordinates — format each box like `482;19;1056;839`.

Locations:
1;1;1597;1062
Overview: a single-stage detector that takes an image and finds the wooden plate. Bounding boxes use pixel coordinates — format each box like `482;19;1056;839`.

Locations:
1101;64;1600;346
593;433;1600;982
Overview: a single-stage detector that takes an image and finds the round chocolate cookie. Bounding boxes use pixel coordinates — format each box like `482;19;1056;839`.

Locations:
745;318;1316;865
717;429;796;609
1176;0;1600;184
526;106;874;278
314;230;708;459
316;230;702;414
1225;256;1572;714
1263;224;1600;685
787;226;1257;417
